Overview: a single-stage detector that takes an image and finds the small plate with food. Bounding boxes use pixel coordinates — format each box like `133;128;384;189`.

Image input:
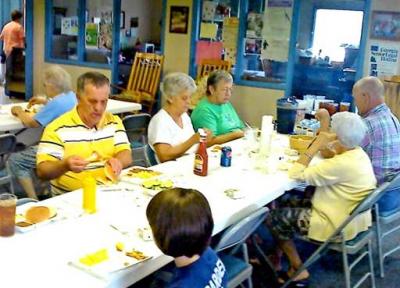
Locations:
121;167;162;185
69;241;152;278
15;205;58;232
141;179;174;196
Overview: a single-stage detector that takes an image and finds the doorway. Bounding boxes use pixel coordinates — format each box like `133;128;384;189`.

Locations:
0;0;33;100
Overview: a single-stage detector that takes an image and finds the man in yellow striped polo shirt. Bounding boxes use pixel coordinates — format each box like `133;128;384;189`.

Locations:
37;72;132;195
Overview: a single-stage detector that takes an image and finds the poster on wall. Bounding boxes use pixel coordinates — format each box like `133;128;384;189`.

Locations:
368;43;400;77
222;17;239;64
61;16;79;36
85;23;99;48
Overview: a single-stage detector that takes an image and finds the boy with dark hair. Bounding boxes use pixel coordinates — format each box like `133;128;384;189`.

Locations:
146;188;227;288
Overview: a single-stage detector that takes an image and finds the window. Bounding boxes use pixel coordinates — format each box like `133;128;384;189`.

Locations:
195;0;239;73
46;0;115;67
312;9;363;62
239;0;292;84
50;1;79;61
192;0;294;88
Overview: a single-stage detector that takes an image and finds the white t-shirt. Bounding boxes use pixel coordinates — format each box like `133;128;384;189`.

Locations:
148;109;198;162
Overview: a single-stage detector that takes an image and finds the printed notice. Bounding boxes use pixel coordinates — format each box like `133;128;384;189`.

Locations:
369;43;400;77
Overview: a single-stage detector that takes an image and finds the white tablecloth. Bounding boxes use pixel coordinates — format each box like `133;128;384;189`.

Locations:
0;99;141;132
0;135;300;288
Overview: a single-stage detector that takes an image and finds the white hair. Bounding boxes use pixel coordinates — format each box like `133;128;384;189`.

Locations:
353;76;384;99
160;72;196;100
331;112;367;148
43;65;72;93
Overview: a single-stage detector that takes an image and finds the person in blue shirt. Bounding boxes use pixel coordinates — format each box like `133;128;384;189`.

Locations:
8;65;77;199
146;188;227;288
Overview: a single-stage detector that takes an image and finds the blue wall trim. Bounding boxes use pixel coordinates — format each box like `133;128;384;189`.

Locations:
111;0;121;87
234;0;248;82
25;0;33;100
357;0;371;80
189;0;201;78
160;0;167;56
45;58;111;69
77;0;86;61
45;0;52;61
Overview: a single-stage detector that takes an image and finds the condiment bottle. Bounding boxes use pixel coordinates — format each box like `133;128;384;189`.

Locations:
194;128;208;176
82;176;97;213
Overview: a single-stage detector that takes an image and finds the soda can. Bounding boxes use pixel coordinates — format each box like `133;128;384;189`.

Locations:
220;146;232;167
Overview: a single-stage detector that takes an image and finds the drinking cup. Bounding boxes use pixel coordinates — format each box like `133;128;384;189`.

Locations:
82;177;97;214
0;193;17;237
339;102;351;112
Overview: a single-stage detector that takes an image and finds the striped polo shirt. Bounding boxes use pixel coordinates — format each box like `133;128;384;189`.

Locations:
37;106;130;195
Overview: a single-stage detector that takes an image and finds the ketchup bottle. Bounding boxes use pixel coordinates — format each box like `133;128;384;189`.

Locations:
194;129;208;176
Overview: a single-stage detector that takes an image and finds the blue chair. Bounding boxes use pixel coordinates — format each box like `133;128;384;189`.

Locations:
214;207;269;288
374;173;400;278
122;113;151;167
0;134;16;194
144;144;158;167
280;178;400;288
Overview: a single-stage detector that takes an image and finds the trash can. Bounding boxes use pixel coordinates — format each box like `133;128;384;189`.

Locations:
276;97;298;134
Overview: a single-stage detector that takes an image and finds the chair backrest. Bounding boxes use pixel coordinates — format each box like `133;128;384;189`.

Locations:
215;207;269;252
145;144;158;167
197;59;232;80
353;173;400;216
283;176;400;288
126;52;164;97
0;134;17;170
122;113;151;146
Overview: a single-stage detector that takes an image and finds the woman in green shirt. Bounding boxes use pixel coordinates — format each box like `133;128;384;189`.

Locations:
191;70;244;145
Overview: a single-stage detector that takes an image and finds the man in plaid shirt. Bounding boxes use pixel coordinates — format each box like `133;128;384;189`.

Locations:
317;76;400;215
352;76;400;215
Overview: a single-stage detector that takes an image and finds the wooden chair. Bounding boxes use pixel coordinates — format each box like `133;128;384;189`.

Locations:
112;52;164;113
197;59;232;80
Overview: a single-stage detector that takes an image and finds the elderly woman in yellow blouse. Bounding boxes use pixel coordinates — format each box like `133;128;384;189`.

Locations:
266;112;376;285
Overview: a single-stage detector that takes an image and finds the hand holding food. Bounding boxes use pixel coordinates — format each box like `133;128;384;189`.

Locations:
64;155;89;173
27;96;47;108
11;106;23;116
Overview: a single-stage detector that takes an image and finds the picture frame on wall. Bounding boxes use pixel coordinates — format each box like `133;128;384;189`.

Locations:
169;6;189;34
370;11;400;41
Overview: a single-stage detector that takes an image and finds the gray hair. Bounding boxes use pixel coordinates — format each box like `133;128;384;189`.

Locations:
206;70;233;95
160;72;196;100
352;76;384;99
331;112;367;148
43;65;72;93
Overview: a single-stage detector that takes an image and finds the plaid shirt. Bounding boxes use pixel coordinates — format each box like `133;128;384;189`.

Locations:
361;104;400;184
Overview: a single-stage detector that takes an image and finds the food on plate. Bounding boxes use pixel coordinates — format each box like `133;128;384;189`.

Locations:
24;206;51;224
126;167;162;179
79;248;109;266
125;250;148;260
85;151;101;162
211;145;222;152
142;179;173;190
104;162;118;183
115;242;124;252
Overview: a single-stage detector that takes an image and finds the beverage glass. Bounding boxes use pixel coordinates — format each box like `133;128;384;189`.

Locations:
244;127;258;153
82;177;97;213
0;193;17;237
339;102;351;112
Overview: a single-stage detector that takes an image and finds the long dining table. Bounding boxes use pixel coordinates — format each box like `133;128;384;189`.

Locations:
0;134;302;288
0;99;142;132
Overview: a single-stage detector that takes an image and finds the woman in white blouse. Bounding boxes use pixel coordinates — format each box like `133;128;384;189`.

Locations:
148;72;212;163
